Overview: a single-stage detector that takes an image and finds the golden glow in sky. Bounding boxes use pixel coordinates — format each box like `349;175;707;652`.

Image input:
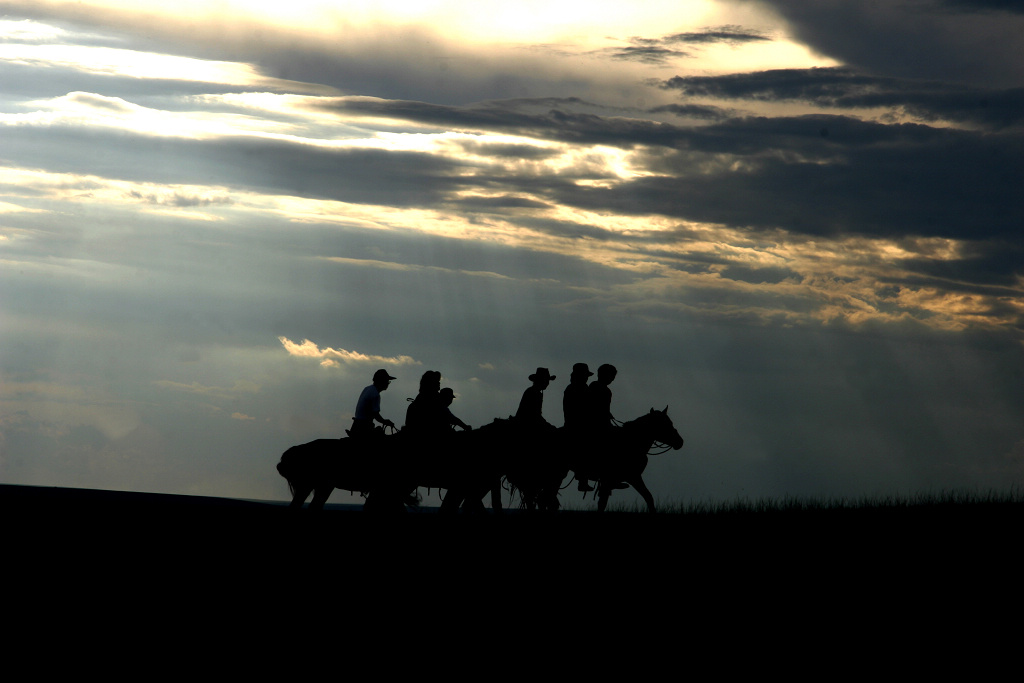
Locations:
18;0;816;69
82;0;725;42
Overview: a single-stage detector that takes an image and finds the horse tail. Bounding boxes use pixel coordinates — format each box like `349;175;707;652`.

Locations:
277;446;303;494
277;461;297;498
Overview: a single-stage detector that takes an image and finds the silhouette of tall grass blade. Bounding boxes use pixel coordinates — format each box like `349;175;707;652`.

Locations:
601;486;1024;515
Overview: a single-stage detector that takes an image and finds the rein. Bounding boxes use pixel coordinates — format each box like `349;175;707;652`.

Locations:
621;414;673;456
647;441;673;456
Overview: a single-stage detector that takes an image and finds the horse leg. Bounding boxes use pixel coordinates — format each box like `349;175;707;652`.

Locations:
462;495;486;515
365;487;409;514
489;479;503;514
309;486;333;511
631;477;656;513
597;486;610;512
440;489;463;514
289;483;313;509
539;485;560;512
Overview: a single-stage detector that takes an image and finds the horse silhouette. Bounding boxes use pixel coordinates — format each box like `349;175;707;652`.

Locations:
497;407;684;512
593;405;679;511
582;407;684;512
406;419;515;512
276;436;383;511
277;420;515;512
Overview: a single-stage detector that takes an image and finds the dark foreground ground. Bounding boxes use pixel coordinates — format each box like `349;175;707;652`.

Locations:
5;483;1020;671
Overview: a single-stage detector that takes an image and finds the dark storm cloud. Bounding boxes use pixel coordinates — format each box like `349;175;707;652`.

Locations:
599;25;769;64
938;0;1024;13
2;124;467;206
125;190;234;208
647;103;735;121
452;139;561;160
692;112;952;153
406;101;1024;249
716;264;799;284
606;43;691;65
748;0;1024;86
451;195;551;211
662;67;1024;129
664;26;772;45
502;216;624;243
309;96;573;131
548;123;1024;242
313;96;694;148
894;240;1024;291
318;89;1024;200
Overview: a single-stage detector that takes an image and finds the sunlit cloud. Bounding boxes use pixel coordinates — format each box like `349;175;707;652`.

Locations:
0;41;290;88
7;0;727;46
0;200;45;214
320;256;516;281
0;18;74;43
278;337;420;369
5;91;315;140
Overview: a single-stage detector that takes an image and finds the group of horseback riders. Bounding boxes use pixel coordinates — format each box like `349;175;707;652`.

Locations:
347;362;620;493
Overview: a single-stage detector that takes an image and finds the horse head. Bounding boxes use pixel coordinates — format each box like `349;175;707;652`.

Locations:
646;406;685;450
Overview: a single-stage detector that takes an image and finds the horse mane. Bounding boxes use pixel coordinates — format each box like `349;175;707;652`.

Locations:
621;411;656;431
623;407;670;425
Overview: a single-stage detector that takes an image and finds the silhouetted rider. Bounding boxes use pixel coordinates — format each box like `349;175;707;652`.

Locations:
405;370;449;437
563;362;593;431
515;366;560;510
350;368;396;438
587;363;626;492
564;362;595;491
587;363;617;431
516;367;557;431
440;387;472;431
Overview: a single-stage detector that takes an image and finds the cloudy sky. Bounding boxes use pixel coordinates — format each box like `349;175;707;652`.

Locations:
1;0;1021;507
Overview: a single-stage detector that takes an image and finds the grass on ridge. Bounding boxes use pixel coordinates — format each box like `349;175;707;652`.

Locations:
598;487;1024;515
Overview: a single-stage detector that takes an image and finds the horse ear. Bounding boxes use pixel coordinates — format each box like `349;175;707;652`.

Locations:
663;405;669;414
649;407;656;414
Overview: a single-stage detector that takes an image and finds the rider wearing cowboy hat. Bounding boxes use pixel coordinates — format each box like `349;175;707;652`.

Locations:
564;362;595;491
516;367;556;430
439;387;472;431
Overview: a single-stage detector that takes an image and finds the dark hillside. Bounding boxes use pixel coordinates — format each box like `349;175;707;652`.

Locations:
5;484;1016;664
6;483;1019;572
